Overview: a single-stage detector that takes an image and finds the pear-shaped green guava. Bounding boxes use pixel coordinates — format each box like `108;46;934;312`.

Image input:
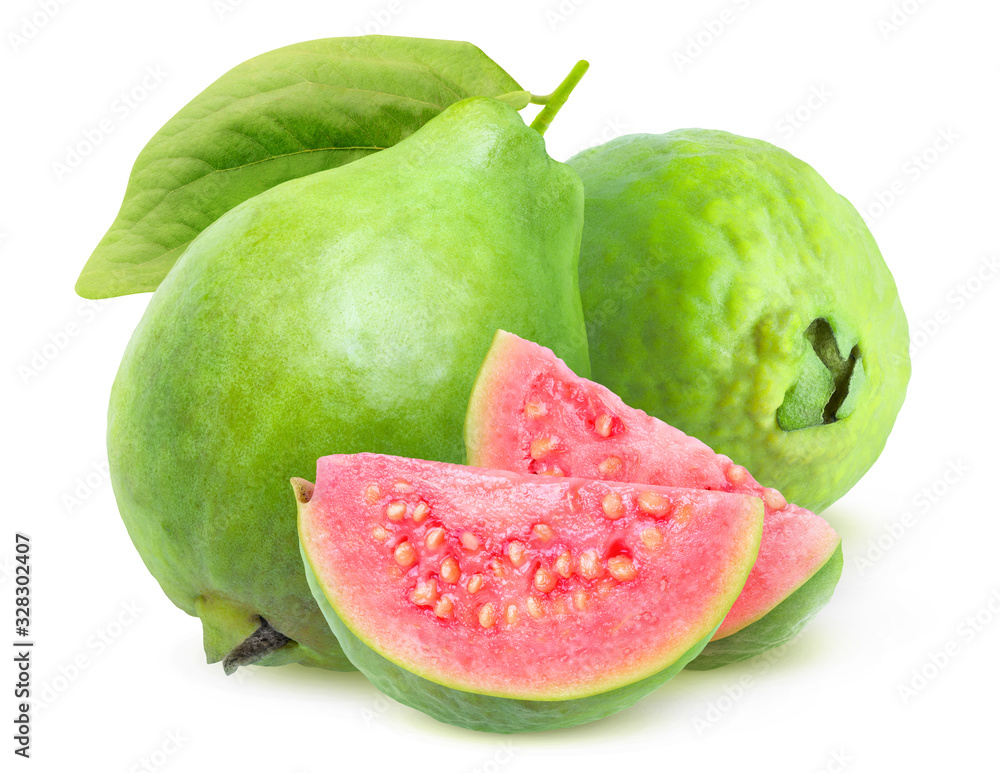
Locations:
108;97;590;670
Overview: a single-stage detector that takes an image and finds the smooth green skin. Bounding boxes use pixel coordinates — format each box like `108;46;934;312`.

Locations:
688;544;843;670
108;97;590;670
302;547;716;733
76;36;528;299
568;131;910;512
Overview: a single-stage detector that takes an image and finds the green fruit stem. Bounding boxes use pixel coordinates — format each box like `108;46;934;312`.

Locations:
529;60;589;137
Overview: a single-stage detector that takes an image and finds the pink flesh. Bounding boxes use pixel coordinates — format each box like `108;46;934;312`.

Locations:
299;453;763;699
466;331;841;638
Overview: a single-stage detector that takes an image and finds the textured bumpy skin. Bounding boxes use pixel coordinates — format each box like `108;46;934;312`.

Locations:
298;454;764;732
107;97;590;670
568;131;910;512
466;331;841;668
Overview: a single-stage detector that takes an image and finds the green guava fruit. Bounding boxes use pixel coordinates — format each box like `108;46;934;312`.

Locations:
296;453;763;732
107;96;590;672
567;130;910;512
465;330;841;668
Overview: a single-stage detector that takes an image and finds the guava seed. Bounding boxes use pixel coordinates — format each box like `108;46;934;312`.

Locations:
601;491;625;519
412;501;430;523
594;413;614;437
466;574;484;594
578;549;603;579
478;603;497;628
507;540;527;567
608;555;638;581
530;436;557;460
598;456;623;477
637;491;670;517
433;596;454;619
425;527;445;549
534;567;557;593
386;501;407;522
524;400;547;418
640;527;663;550
532;523;554;541
762;488;787;510
411;579;438;606
363;484;382;505
440;557;460;584
394;541;417;567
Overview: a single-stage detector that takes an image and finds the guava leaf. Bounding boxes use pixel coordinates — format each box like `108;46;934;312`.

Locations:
75;36;528;298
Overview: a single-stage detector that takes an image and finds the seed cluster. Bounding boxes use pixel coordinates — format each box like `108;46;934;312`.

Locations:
522;393;793;521
523;399;627;481
365;471;680;633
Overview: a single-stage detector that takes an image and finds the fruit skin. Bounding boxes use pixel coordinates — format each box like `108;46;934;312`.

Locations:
297;453;764;732
107;96;590;670
688;544;843;670
568;130;910;512
465;330;841;668
304;562;714;733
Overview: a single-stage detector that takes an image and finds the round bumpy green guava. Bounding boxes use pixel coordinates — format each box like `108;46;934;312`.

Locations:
107;97;590;671
567;130;910;512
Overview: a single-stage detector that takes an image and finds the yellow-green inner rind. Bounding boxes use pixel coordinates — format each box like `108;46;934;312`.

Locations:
687;542;843;670
303;547;714;733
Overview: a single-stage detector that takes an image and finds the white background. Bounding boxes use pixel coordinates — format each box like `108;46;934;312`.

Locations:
4;0;998;770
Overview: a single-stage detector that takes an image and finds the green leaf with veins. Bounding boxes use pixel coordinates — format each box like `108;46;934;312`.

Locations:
75;35;528;299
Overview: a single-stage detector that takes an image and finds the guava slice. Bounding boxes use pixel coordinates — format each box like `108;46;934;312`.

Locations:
297;453;763;732
465;331;842;669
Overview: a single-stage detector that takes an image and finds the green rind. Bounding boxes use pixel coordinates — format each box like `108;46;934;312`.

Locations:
76;35;525;298
568;130;910;513
686;543;843;671
302;548;714;733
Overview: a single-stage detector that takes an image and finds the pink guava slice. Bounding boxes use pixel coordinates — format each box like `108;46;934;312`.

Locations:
465;330;842;667
296;453;763;731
